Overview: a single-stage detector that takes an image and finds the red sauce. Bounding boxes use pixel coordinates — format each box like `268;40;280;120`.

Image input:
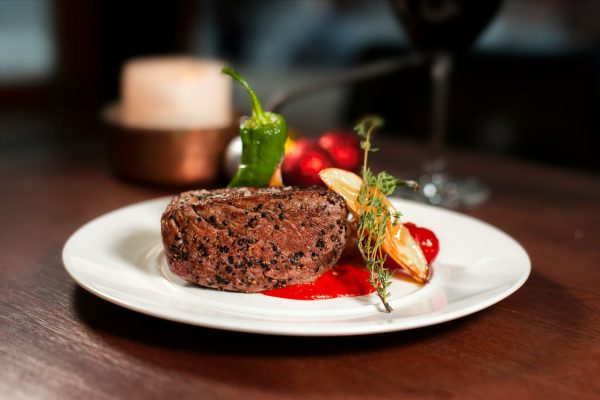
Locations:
263;222;439;300
263;256;375;300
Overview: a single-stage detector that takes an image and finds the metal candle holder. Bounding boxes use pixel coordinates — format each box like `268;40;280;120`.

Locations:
103;104;237;187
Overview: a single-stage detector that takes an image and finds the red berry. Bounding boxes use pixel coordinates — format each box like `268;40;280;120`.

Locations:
318;130;361;172
404;222;439;264
282;139;335;186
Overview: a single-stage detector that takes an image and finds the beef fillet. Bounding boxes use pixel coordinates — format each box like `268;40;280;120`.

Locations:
161;186;349;292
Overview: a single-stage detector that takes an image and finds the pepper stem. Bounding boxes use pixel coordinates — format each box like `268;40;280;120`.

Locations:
222;66;268;124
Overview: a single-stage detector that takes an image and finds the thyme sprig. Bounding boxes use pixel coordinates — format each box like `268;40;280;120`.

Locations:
354;116;419;312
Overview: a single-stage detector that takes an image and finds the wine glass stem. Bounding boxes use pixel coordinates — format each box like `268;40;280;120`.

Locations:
426;51;453;174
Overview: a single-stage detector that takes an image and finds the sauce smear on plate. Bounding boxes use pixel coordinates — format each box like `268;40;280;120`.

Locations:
263;256;374;300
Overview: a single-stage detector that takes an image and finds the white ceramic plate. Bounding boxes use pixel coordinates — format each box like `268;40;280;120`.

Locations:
62;197;530;336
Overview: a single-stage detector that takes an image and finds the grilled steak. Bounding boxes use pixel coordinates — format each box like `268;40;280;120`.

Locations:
161;186;349;292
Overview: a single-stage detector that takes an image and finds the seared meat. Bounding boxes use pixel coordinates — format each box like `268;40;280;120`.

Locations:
161;186;349;292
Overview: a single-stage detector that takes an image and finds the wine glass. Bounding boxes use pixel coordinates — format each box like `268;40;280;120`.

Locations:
391;0;502;207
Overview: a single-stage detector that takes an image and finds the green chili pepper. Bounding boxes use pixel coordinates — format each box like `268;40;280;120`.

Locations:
223;67;287;188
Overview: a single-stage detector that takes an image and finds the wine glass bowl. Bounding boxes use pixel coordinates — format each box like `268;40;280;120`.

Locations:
391;0;502;207
391;0;502;52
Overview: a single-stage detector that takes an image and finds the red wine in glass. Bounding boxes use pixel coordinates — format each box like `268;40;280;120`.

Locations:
390;0;502;207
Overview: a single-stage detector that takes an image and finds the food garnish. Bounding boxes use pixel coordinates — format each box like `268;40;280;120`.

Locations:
319;117;428;312
282;139;335;186
403;223;439;265
318;130;362;172
222;67;287;188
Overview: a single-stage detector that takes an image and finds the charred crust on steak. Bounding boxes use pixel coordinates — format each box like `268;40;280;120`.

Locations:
161;186;349;293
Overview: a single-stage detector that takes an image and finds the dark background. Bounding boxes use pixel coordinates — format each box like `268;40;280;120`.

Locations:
1;0;598;171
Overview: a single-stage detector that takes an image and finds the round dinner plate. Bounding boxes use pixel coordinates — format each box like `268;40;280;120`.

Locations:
62;196;530;336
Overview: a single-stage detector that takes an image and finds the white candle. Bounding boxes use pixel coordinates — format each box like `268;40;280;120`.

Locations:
121;57;232;130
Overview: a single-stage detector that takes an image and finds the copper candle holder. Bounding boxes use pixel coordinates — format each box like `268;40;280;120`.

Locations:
102;104;237;187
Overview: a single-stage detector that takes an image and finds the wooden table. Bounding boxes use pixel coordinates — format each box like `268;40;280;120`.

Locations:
1;112;599;399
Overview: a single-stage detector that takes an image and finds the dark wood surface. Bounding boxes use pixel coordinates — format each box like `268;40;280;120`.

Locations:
1;111;599;399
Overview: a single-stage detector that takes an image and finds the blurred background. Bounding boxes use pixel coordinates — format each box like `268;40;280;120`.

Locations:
1;0;599;172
